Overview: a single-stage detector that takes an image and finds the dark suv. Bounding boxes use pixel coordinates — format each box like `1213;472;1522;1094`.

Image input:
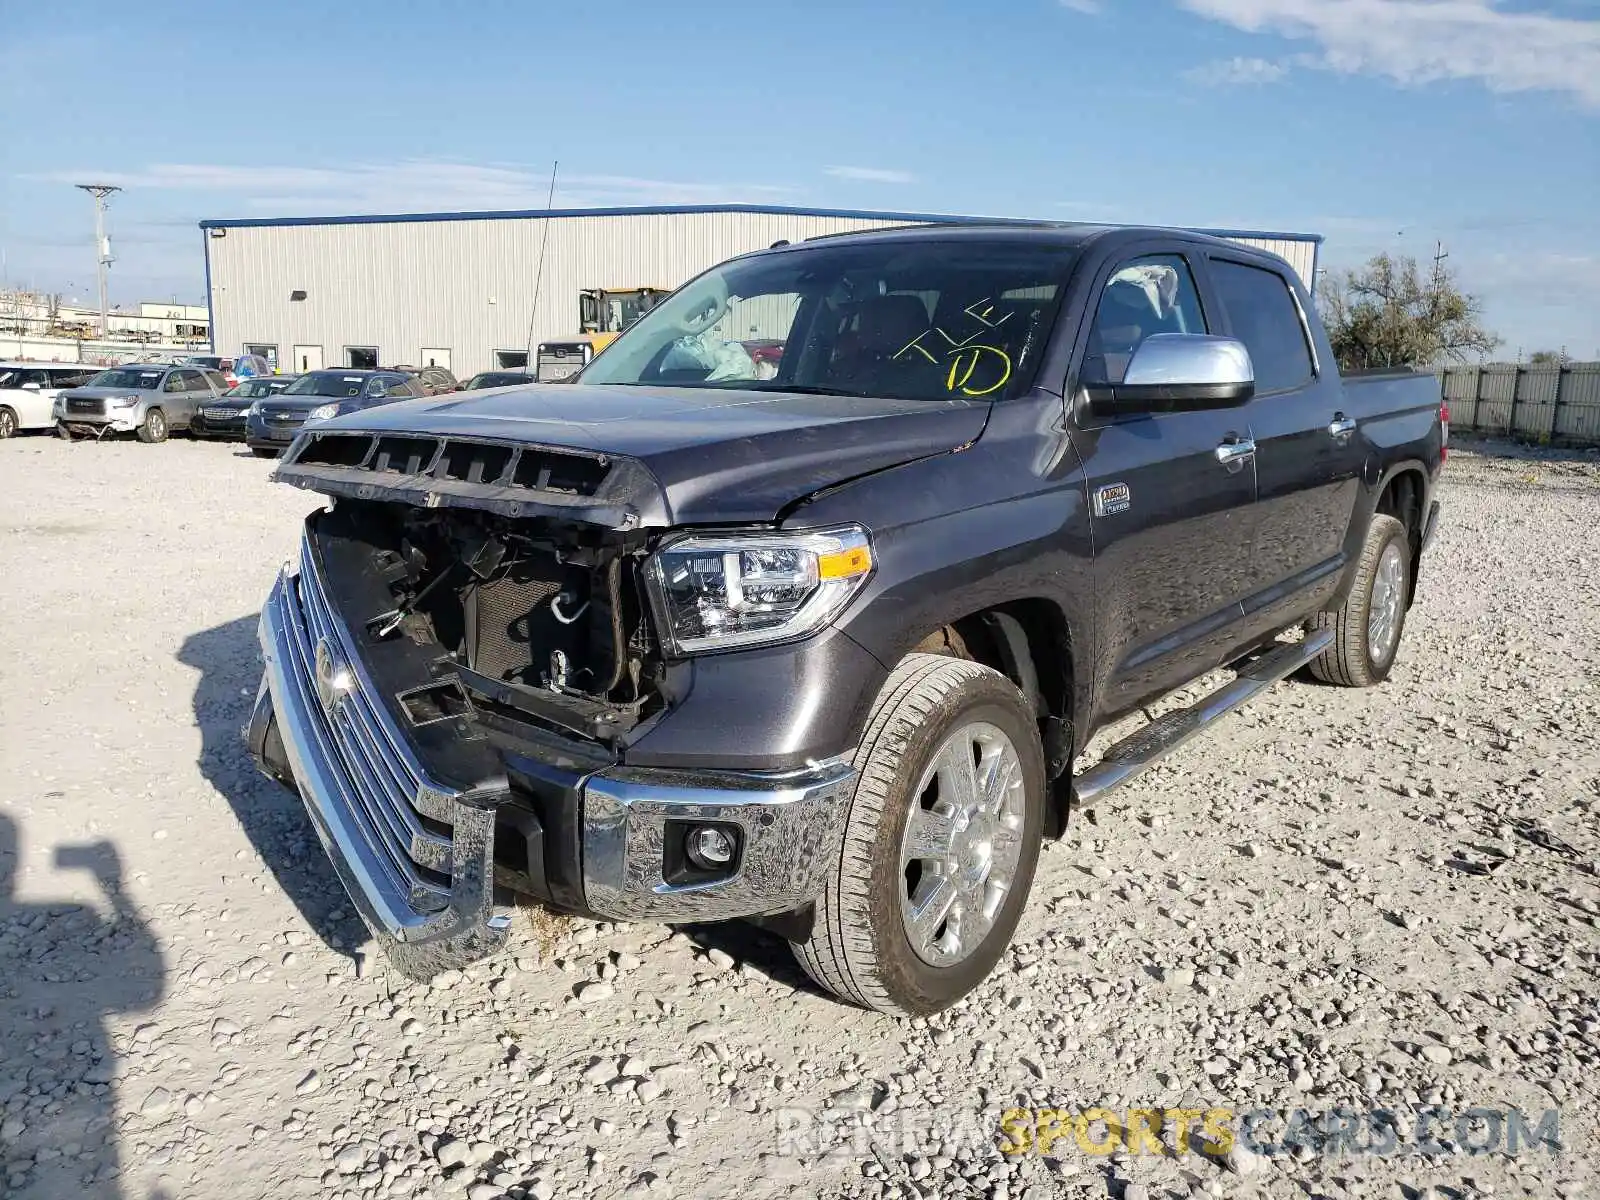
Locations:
245;369;424;457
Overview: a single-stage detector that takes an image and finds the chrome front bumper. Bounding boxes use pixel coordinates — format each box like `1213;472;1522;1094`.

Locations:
256;568;509;975
251;545;854;975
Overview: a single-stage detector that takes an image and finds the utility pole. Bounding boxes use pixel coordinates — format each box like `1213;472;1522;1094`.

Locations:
75;184;121;338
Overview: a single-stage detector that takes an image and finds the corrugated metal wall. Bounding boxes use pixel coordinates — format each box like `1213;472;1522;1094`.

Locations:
207;211;1318;377
1438;364;1600;445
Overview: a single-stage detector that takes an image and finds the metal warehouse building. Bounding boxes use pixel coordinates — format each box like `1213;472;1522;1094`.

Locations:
200;204;1321;378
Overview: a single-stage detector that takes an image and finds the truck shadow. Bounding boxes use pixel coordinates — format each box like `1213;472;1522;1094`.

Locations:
176;615;367;961
0;813;166;1197
671;921;826;996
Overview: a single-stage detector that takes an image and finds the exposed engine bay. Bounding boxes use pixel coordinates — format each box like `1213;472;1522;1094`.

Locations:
314;498;664;750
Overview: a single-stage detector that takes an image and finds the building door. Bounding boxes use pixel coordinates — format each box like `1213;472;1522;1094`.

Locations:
292;345;324;373
421;347;451;370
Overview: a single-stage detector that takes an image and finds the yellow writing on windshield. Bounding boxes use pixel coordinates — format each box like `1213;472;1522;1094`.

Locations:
893;297;1015;395
946;345;1012;396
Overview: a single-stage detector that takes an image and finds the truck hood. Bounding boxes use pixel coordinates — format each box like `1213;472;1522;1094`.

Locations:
288;383;990;526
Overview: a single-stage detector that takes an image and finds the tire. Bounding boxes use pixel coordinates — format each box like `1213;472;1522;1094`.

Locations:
56;423;75;442
1308;513;1411;687
791;653;1046;1016
137;408;168;444
0;407;16;439
251;447;279;459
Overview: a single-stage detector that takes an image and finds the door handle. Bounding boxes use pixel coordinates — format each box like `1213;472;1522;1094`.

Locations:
1328;414;1358;438
1215;436;1256;472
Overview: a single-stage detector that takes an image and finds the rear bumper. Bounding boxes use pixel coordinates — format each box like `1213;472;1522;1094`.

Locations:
249;553;853;975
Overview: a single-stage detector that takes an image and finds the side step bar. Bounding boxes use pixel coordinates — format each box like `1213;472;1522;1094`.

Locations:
1073;630;1335;806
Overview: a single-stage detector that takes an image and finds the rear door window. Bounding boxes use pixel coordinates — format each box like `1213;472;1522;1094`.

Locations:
1210;260;1315;395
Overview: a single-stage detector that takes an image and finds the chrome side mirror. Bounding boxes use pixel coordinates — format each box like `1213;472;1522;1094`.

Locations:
1088;334;1255;415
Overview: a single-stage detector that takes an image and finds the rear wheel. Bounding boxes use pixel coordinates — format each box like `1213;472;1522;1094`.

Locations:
0;407;16;439
1308;513;1411;686
791;654;1045;1016
137;408;168;444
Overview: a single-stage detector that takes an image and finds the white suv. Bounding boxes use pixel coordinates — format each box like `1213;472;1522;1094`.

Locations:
0;363;100;438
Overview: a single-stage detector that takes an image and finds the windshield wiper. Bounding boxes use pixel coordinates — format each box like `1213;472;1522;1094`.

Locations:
736;382;873;398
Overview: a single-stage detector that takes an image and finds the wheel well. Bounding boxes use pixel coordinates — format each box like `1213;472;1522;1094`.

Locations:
909;599;1076;836
1376;468;1426;605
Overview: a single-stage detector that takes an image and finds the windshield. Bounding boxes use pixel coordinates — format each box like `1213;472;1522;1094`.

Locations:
580;239;1075;402
282;371;368;397
465;372;529;389
224;378;275;398
87;368;165;389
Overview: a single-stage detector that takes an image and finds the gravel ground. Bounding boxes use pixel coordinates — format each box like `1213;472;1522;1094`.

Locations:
2;434;1598;1200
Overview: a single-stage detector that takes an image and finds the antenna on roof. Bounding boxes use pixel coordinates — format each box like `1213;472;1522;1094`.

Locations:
522;161;559;371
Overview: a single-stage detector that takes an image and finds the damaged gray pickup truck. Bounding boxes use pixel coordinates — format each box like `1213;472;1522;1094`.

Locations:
249;223;1444;1015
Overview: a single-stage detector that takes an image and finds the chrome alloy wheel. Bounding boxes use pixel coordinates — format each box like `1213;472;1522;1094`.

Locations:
899;720;1027;966
1368;540;1405;662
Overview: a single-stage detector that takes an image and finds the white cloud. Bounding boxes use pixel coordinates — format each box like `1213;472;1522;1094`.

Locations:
823;165;919;184
32;160;796;215
1058;0;1101;12
1180;0;1600;106
1183;55;1289;85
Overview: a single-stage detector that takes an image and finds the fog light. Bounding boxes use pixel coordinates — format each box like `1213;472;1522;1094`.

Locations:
685;825;736;870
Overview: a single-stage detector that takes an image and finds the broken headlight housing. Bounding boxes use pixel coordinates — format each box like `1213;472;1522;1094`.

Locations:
645;526;874;655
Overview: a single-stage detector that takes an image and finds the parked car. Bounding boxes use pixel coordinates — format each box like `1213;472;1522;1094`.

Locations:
190;374;299;440
396;364;460;396
461;370;536;390
184;354;270;387
245;369;425;457
0;363;101;438
247;224;1444;1013
55;363;229;442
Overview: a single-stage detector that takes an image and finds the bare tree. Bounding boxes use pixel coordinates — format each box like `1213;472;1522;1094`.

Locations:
1317;251;1499;371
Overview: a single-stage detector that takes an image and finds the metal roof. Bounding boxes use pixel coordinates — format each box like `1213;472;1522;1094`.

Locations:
197;202;1322;245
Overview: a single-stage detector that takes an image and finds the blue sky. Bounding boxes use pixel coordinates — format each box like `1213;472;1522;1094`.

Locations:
4;0;1597;357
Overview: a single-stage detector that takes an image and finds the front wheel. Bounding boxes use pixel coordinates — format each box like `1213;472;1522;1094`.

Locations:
1308;513;1411;686
136;408;168;444
791;654;1045;1016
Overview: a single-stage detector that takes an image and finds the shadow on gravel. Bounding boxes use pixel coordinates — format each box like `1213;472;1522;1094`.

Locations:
672;920;827;996
0;813;165;1198
177;615;367;962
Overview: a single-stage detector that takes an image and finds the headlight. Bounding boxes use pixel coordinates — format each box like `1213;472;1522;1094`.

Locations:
645;526;873;654
244;401;262;417
306;403;340;422
107;394;140;407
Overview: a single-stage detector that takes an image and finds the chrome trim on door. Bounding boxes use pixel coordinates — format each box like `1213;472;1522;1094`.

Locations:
1328;414;1358;438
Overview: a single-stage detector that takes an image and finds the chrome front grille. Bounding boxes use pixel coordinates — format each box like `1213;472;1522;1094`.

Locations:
66;397;105;415
282;535;455;912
